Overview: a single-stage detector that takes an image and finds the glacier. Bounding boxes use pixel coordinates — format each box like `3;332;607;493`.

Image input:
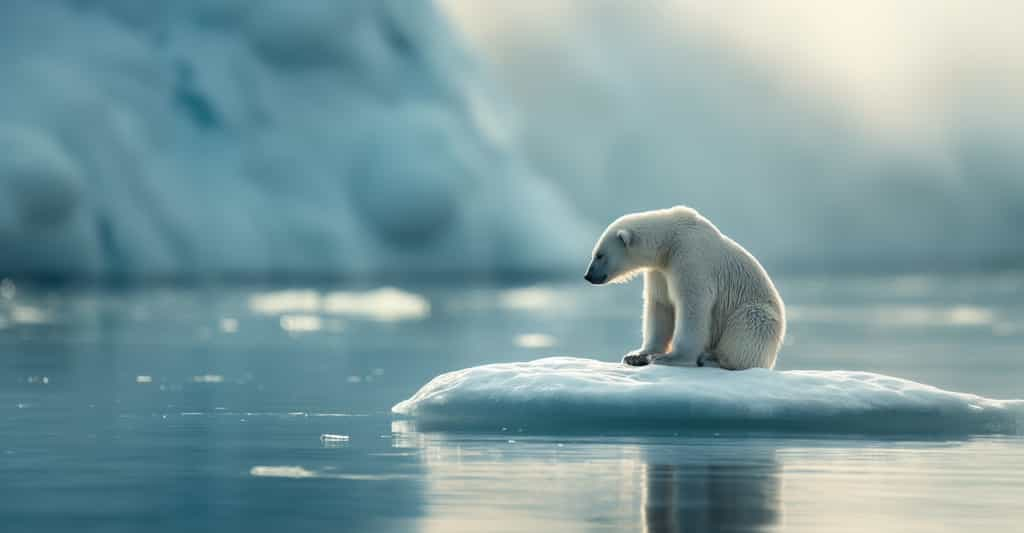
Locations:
0;0;591;280
393;357;1024;435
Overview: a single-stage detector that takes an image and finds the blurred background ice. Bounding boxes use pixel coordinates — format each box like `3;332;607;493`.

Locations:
0;0;589;281
442;0;1024;274
0;0;1021;280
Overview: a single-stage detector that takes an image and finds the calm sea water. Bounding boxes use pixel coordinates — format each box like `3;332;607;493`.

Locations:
2;274;1023;532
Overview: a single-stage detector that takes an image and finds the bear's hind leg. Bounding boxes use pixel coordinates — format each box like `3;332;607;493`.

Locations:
714;304;783;370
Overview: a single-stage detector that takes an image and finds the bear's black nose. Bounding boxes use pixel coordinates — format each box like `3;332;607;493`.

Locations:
584;272;593;283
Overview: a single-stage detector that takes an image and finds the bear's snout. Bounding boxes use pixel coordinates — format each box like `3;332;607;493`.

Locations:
584;269;607;285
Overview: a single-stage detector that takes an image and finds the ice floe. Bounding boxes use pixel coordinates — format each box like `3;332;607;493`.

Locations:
393;357;1023;435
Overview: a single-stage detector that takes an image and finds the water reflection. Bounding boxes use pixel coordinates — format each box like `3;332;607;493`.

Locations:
641;452;779;533
394;422;780;532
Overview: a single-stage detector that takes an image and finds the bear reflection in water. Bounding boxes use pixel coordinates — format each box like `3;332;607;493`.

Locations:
642;452;780;533
394;419;781;533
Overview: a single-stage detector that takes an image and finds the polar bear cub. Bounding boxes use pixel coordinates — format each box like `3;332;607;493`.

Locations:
584;206;785;370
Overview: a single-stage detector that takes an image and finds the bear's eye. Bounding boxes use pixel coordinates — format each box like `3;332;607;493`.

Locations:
595;253;605;261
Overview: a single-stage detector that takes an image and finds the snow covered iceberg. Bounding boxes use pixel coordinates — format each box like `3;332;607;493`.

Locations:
393;357;1023;435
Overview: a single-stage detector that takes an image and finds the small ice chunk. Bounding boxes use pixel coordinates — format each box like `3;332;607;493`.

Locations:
12;306;49;325
136;375;153;384
320;434;350;445
219;318;239;333
192;374;224;384
279;315;321;333
250;465;316;479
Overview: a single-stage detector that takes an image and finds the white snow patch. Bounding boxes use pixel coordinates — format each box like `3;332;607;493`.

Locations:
393;357;1024;435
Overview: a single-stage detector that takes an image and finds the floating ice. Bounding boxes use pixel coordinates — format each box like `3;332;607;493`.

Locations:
393;357;1024;435
249;466;316;479
250;288;429;322
9;305;49;325
191;374;225;384
279;314;321;333
320;434;351;447
322;288;430;322
249;465;411;481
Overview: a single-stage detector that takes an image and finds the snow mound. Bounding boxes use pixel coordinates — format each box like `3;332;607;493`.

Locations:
393;357;1023;435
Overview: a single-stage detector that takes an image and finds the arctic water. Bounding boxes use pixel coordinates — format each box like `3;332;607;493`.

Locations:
2;274;1023;532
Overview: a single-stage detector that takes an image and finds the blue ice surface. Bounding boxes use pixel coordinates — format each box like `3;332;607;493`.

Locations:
393;357;1024;435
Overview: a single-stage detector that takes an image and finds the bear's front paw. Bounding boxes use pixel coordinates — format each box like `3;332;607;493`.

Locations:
696;352;720;368
622;353;653;366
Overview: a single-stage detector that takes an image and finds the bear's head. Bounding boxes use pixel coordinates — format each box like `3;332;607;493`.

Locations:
585;206;704;285
585;217;650;285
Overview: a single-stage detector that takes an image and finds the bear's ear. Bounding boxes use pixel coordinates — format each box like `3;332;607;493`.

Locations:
616;229;632;247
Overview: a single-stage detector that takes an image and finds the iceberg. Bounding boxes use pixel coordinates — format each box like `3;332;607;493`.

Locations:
0;0;591;280
393;357;1023;435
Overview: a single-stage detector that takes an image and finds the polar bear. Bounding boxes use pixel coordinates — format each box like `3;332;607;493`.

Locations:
584;206;785;370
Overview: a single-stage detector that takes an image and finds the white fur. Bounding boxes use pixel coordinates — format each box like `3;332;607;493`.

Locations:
585;206;786;370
